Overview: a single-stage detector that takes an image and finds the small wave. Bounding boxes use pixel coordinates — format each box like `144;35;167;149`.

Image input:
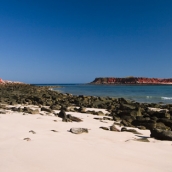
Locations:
161;97;172;100
146;96;153;99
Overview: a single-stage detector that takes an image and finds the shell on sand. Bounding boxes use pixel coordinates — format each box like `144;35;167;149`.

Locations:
70;128;88;134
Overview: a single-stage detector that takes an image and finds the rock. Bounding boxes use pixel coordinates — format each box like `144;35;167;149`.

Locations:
29;109;39;114
110;125;120;132
132;119;156;130
62;118;72;122
50;104;61;110
0;110;6;114
156;122;171;130
69;128;88;134
121;127;142;134
79;107;86;113
58;109;67;118
157;119;172;130
136;107;142;116
11;107;18;111
103;117;113;121
134;138;150;142
120;120;133;127
41;107;52;113
0;104;6;109
137;126;146;130
150;128;172;141
95;111;105;116
67;114;82;122
94;117;103;120
100;126;109;130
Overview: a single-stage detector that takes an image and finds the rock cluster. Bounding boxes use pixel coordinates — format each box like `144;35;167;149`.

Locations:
0;83;172;141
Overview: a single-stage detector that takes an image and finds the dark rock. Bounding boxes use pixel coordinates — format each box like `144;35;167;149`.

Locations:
41;107;52;113
0;104;6;109
79;107;86;113
58;109;67;118
95;111;105;116
94;117;102;120
62;118;72;122
11;107;18;111
50;104;61;110
100;126;109;130
103;117;113;121
156;122;171;130
157;118;172;130
150;128;172;141
132;119;156;130
137;126;146;130
110;125;120;132
120;120;133;127
121;127;142;134
29;109;39;114
134;138;150;142
67;114;82;122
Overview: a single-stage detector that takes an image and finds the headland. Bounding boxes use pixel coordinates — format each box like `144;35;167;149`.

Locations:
90;77;172;85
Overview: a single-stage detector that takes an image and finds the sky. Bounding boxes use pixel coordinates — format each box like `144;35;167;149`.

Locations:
0;0;172;83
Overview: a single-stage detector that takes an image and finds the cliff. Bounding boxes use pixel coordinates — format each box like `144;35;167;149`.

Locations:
90;77;172;85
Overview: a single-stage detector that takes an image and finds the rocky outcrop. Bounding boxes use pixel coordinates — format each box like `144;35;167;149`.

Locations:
90;77;172;85
0;78;23;84
150;129;172;141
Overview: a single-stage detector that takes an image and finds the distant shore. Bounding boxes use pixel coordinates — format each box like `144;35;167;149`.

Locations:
90;77;172;85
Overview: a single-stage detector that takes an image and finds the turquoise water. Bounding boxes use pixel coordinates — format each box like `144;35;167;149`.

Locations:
36;84;172;104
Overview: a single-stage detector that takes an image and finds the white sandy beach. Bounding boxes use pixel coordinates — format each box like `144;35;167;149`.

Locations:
0;107;172;172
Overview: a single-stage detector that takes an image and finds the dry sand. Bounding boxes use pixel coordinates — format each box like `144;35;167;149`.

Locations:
0;107;172;172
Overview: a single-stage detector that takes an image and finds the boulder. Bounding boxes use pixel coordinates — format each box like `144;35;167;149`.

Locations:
121;127;142;134
132;119;156;130
100;126;109;130
58;109;67;119
110;125;120;132
69;128;88;134
41;107;52;113
150;128;172;141
67;114;82;122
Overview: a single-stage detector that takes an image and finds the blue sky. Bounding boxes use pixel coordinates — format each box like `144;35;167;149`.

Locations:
0;0;172;83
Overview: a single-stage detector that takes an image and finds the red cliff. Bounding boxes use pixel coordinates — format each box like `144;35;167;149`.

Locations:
90;77;172;85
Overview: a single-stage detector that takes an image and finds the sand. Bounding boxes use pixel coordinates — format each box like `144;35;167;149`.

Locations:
0;107;172;172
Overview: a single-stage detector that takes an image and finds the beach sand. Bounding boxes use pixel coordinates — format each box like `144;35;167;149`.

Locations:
0;107;172;172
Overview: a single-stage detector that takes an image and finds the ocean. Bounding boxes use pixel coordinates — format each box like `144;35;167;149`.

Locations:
36;84;172;104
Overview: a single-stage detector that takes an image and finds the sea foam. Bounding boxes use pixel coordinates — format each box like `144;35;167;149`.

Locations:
161;97;172;100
